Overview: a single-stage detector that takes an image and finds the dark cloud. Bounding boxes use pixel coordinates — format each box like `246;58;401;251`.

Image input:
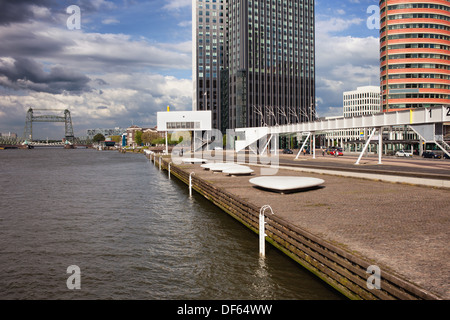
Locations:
0;0;56;25
0;57;91;94
94;78;108;85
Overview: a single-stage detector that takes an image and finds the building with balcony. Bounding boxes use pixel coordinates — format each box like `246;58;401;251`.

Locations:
380;0;450;111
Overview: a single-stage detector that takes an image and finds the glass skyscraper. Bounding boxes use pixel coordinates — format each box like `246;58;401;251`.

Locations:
193;0;316;131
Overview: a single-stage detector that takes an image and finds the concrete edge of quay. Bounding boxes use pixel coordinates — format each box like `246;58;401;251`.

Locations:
147;153;444;300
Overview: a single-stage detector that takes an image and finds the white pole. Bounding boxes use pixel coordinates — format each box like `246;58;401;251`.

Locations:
165;131;168;155
259;211;265;256
312;132;316;159
189;172;195;197
259;205;274;257
159;156;162;171
378;128;383;164
168;162;172;179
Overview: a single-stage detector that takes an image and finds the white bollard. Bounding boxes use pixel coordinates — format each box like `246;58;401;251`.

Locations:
168;162;172;179
159;156;162;171
259;205;274;257
189;172;195;197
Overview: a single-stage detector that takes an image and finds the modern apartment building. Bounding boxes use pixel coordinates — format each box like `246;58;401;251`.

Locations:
192;0;229;132
380;0;450;111
193;0;316;131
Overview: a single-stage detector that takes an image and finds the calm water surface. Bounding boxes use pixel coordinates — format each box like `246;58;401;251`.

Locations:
0;148;343;300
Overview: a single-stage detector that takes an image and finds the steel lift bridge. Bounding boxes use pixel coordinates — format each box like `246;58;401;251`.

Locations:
24;108;74;145
235;105;450;165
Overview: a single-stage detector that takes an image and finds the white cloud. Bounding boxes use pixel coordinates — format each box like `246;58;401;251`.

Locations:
315;15;379;118
0;15;193;138
0;72;192;138
162;0;191;11
101;18;120;25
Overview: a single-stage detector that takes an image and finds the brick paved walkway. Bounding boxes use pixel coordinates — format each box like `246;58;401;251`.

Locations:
181;161;450;299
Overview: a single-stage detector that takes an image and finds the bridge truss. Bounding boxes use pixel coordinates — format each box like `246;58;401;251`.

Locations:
24;108;74;143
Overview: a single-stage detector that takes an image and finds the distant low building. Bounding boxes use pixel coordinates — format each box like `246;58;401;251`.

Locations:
126;125;142;147
87;127;126;140
125;125;164;147
0;132;17;138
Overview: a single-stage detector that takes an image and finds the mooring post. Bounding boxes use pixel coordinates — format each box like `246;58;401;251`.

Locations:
189;172;195;197
159;156;162;171
168;162;172;179
259;205;274;257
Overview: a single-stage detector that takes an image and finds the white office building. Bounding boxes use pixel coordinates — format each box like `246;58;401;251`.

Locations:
343;86;381;118
325;86;381;148
325;85;421;154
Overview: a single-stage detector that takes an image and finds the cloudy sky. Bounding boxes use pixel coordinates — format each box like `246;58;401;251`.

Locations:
0;0;379;139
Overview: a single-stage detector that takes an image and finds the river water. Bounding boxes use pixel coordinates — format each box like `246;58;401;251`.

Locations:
0;148;343;300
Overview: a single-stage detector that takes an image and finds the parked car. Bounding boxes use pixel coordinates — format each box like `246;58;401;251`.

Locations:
422;151;441;159
444;153;450;160
395;150;412;157
282;148;293;154
326;146;337;155
330;148;343;156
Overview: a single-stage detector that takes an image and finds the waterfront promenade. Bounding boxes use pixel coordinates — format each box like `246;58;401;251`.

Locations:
150;151;449;299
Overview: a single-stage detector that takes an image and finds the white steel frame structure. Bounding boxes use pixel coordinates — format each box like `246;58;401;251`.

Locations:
235;106;450;164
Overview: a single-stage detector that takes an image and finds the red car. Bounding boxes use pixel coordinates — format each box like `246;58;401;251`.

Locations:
330;148;343;156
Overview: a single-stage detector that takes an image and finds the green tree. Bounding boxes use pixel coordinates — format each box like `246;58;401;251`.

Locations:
93;133;105;142
135;130;143;145
142;131;160;145
109;135;122;143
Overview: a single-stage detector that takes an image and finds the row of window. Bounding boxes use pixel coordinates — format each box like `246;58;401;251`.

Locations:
386;4;449;11
248;0;313;10
166;122;201;130
344;101;380;107
384;13;450;21
389;83;449;90
384;43;449;50
385;33;450;41
198;17;225;24
385;73;449;80
384;104;446;109
383;63;450;70
384;23;450;32
198;72;219;78
382;53;450;61
197;0;224;3
388;93;449;99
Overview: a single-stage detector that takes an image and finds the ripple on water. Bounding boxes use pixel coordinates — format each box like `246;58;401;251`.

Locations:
0;149;343;300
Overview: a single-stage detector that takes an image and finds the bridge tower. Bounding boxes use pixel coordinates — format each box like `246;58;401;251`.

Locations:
24;108;75;143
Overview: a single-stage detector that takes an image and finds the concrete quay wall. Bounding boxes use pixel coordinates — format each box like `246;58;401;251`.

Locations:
148;153;446;300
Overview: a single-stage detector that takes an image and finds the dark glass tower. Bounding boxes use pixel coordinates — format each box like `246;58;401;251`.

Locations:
192;0;229;132
227;0;316;129
193;0;316;130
